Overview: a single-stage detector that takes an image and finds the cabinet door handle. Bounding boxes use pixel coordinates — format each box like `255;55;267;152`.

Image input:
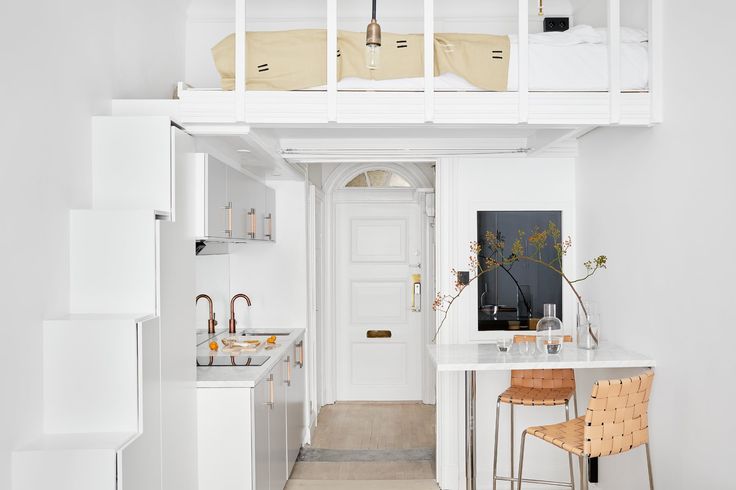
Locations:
296;341;304;368
266;374;274;408
264;213;273;240
224;202;233;237
284;356;291;386
247;208;256;239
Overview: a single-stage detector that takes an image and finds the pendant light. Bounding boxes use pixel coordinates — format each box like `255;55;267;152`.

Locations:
365;0;381;70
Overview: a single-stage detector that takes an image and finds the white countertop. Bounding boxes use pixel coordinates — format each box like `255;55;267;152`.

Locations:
428;342;656;371
196;328;304;388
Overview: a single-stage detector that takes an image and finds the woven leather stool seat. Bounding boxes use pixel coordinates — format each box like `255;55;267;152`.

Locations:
499;385;576;406
527;417;586;456
516;371;656;490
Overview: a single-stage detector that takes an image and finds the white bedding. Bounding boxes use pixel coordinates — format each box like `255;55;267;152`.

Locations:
312;25;649;92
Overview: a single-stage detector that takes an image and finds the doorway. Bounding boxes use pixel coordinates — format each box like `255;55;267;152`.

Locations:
324;164;435;403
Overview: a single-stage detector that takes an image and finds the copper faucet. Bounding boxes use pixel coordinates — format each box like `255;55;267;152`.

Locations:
196;294;218;334
229;293;252;333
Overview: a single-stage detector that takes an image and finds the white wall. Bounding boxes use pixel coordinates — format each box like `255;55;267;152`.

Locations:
436;156;581;489
195;181;309;331
575;2;736;488
0;1;187;488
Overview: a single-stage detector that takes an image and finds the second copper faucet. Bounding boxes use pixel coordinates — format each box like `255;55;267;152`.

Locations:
229;293;252;333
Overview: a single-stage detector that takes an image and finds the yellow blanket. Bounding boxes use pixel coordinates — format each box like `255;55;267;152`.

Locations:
211;30;510;92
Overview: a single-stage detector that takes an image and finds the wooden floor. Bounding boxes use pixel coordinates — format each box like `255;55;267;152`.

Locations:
286;402;437;486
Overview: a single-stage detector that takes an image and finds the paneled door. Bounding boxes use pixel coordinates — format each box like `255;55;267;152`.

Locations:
335;198;423;401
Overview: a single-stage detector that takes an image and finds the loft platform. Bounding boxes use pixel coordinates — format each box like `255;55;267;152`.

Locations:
174;0;662;127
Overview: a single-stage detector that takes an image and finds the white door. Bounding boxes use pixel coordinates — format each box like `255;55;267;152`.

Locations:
335;197;423;401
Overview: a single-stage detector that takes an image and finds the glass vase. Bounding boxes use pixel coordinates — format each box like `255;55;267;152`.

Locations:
576;302;600;350
536;304;564;354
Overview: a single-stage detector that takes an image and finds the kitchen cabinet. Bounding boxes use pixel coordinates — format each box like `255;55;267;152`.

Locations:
195;153;277;242
286;339;306;473
269;360;288;490
197;334;306;490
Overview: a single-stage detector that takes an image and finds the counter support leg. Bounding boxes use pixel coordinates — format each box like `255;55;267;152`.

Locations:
465;370;477;490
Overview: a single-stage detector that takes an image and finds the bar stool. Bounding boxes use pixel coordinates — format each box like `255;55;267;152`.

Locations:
493;335;577;490
517;370;655;490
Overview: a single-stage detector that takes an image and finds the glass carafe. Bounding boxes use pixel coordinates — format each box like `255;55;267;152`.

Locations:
536;303;564;354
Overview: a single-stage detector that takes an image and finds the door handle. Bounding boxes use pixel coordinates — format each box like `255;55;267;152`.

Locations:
247;208;256;239
295;341;304;368
284;356;291;386
366;330;392;338
266;374;274;408
264;213;273;240
224;202;233;237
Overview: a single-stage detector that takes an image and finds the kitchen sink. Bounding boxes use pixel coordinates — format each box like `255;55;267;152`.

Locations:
241;329;292;337
196;355;270;367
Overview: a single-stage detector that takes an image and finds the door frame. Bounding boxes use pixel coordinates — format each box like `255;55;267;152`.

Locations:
320;163;435;405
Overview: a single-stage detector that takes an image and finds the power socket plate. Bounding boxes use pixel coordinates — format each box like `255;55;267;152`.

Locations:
543;17;570;32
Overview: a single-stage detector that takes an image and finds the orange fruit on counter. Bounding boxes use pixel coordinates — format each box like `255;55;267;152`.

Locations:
209;340;219;351
267;335;277;344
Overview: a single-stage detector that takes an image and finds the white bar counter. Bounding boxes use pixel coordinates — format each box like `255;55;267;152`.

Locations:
428;341;656;372
429;342;656;490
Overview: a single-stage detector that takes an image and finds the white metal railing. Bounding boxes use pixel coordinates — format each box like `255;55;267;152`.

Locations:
235;0;246;121
228;0;659;125
608;0;621;123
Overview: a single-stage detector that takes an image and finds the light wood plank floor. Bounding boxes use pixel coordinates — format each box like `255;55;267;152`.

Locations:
289;402;437;484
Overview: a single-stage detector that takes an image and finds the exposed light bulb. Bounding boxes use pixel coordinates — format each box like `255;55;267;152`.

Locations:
366;43;381;70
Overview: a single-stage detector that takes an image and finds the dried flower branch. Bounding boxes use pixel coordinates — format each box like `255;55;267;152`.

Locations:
432;222;606;343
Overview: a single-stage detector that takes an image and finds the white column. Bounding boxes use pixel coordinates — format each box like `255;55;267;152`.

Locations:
517;0;529;123
327;0;337;122
424;0;435;122
648;0;663;122
608;0;621;123
235;0;246;122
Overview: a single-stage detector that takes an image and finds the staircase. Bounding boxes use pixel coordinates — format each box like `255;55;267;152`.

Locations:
11;116;193;490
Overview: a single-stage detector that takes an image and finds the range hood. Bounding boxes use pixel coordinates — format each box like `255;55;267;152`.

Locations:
195;240;232;256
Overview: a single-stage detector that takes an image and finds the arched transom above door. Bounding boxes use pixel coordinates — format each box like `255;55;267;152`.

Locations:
344;169;411;188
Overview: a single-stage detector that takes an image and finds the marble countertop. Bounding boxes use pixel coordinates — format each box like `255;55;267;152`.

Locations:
428;342;656;371
196;328;304;388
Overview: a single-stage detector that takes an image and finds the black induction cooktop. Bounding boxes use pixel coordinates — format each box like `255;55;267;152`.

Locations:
196;355;269;367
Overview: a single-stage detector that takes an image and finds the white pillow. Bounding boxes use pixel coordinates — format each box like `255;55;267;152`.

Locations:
594;26;648;43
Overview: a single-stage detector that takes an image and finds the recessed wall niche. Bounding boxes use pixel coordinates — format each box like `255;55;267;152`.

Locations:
476;210;562;331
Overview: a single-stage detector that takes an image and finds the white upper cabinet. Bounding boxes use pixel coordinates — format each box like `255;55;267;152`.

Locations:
195;153;277;242
92;116;176;217
196;154;230;240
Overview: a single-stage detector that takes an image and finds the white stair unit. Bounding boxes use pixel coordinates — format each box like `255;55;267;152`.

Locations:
12;117;193;490
177;0;663;126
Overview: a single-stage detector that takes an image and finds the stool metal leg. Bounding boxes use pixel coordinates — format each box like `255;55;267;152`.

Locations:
572;392;579;419
510;404;515;490
517;430;527;490
492;398;501;490
578;456;585;490
645;443;654;490
565;402;575;490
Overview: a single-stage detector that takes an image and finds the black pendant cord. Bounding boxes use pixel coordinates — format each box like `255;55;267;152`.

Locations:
372;0;377;20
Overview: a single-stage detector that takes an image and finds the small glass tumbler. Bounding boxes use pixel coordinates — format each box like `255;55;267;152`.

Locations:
517;339;534;356
496;337;513;353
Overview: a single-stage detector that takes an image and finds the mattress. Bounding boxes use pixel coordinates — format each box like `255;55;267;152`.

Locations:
312;26;650;92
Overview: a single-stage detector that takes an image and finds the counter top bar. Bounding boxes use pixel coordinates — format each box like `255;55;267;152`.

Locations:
430;341;656;490
428;342;656;372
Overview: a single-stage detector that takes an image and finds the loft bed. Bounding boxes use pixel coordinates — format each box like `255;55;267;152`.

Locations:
176;0;662;126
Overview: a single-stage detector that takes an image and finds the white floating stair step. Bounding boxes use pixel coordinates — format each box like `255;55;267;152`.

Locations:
92;115;175;218
12;315;162;490
70;209;158;315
